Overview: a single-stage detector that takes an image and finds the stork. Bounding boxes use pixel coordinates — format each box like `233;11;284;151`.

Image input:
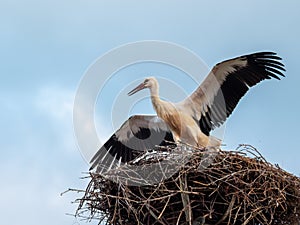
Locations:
90;52;285;172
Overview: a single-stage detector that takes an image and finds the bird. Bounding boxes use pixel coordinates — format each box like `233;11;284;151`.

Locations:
90;51;285;173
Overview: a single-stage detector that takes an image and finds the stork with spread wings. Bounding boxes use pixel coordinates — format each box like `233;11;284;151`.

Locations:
90;52;285;173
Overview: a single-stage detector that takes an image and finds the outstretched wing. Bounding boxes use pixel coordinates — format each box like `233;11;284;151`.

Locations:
177;52;285;135
90;115;174;173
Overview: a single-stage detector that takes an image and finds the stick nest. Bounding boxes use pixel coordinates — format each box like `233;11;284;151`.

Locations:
75;145;300;225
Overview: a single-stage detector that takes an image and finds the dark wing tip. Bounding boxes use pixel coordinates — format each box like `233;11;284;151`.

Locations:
89;116;174;172
88;133;134;172
199;51;286;135
246;51;285;80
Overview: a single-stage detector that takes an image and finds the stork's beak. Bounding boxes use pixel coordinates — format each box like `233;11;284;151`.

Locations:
128;83;146;96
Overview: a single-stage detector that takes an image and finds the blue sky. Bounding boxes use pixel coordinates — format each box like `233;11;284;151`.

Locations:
1;1;300;224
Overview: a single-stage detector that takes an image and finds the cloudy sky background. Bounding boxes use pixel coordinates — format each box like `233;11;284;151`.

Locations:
1;1;300;224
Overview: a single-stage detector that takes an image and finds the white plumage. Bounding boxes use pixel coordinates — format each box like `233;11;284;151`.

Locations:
90;52;285;173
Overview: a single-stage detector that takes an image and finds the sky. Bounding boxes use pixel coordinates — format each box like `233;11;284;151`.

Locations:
1;0;300;224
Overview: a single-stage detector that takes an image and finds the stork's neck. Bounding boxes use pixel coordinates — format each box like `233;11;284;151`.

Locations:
150;85;159;99
149;86;162;112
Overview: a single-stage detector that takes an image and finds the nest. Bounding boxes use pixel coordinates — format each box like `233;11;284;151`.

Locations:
75;145;300;225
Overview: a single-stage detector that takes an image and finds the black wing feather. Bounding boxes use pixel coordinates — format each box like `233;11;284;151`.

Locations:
89;116;174;173
199;52;285;136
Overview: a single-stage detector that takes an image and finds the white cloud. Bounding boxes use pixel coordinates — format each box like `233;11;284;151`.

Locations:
34;86;77;154
33;85;114;163
0;85;94;225
35;86;74;120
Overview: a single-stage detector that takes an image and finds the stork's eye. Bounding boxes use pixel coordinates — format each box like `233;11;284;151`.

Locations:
144;79;149;84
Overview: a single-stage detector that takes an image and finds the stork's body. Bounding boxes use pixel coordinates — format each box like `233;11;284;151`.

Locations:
143;79;220;148
90;51;285;173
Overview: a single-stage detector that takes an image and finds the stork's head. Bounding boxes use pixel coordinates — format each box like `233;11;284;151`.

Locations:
128;77;158;96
